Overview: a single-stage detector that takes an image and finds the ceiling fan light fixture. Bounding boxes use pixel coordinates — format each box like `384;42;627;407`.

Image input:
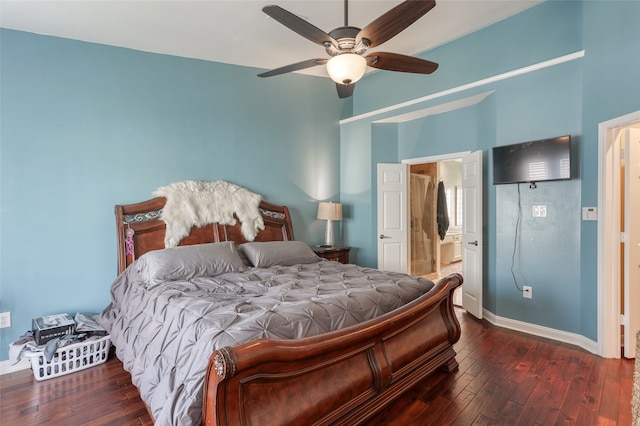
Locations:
326;53;367;85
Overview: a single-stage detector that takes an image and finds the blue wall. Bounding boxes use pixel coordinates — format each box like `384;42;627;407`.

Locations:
0;29;345;360
352;0;583;115
2;0;639;362
340;0;640;341
579;0;640;339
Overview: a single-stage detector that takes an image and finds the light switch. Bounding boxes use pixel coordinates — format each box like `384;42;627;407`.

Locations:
582;207;598;221
532;205;547;218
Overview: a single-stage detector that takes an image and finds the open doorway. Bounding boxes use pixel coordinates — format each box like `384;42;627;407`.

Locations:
379;151;483;317
408;157;464;306
598;110;640;359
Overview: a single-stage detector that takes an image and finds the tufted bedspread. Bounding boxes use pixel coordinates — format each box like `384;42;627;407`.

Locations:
98;259;436;426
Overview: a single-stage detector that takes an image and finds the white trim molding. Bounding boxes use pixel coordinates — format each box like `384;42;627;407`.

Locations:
1;309;602;375
341;50;585;125
402;151;472;165
483;309;599;355
0;358;30;376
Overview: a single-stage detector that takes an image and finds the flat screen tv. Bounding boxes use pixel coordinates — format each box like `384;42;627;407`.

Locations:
492;135;571;185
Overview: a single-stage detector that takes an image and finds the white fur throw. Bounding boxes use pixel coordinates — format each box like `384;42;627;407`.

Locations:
153;180;264;248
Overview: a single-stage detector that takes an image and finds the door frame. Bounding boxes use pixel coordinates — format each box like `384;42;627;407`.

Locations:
403;151;477;312
403;151;473;166
598;109;640;358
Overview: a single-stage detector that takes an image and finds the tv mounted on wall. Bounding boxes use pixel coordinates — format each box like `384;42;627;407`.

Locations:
492;135;571;185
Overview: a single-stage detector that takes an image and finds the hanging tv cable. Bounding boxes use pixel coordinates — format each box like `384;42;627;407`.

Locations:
511;183;524;292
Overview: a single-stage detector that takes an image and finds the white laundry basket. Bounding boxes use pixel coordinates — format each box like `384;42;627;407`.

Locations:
24;335;111;381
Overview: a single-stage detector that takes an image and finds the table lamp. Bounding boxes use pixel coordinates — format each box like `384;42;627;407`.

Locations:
317;202;342;247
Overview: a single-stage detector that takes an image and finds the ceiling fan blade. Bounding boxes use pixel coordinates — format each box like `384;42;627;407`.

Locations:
336;83;355;99
366;52;438;74
258;58;328;78
357;0;436;48
263;5;337;47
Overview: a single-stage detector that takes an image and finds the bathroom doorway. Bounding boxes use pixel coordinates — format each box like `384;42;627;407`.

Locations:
409;159;463;304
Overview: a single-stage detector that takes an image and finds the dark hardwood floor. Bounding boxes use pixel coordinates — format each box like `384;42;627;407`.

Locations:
0;309;633;425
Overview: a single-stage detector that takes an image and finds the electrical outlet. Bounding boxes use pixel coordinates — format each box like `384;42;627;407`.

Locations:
0;312;11;328
523;286;532;299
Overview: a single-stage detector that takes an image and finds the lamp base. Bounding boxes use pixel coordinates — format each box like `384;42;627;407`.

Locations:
324;219;335;247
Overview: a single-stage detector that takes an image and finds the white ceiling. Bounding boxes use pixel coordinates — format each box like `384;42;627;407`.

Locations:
0;0;543;79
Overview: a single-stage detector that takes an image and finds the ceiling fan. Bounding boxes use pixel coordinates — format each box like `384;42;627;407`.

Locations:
258;0;439;99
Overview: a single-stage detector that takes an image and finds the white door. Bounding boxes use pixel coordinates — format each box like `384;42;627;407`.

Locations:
624;128;639;358
461;151;483;319
598;111;640;358
377;152;484;319
377;163;409;273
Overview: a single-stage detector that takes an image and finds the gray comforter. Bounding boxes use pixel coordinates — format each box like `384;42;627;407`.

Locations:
98;260;435;425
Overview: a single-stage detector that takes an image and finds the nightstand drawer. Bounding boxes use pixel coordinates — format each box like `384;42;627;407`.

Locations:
313;246;351;264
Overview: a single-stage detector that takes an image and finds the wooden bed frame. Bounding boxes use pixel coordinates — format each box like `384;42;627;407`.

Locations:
115;196;463;426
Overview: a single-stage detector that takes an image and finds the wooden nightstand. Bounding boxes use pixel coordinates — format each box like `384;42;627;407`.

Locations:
313;246;351;264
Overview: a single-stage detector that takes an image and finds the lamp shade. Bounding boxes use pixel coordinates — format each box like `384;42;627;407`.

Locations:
317;202;343;221
326;54;367;85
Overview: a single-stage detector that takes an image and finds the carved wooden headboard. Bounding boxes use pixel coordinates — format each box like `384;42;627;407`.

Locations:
114;197;294;274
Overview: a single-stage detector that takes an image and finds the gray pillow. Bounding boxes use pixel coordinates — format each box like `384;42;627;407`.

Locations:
136;242;246;283
240;241;321;268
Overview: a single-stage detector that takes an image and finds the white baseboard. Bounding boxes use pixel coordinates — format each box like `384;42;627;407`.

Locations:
1;310;600;376
0;358;31;376
482;308;599;355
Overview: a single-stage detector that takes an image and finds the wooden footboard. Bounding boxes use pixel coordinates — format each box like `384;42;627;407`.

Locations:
203;273;463;426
